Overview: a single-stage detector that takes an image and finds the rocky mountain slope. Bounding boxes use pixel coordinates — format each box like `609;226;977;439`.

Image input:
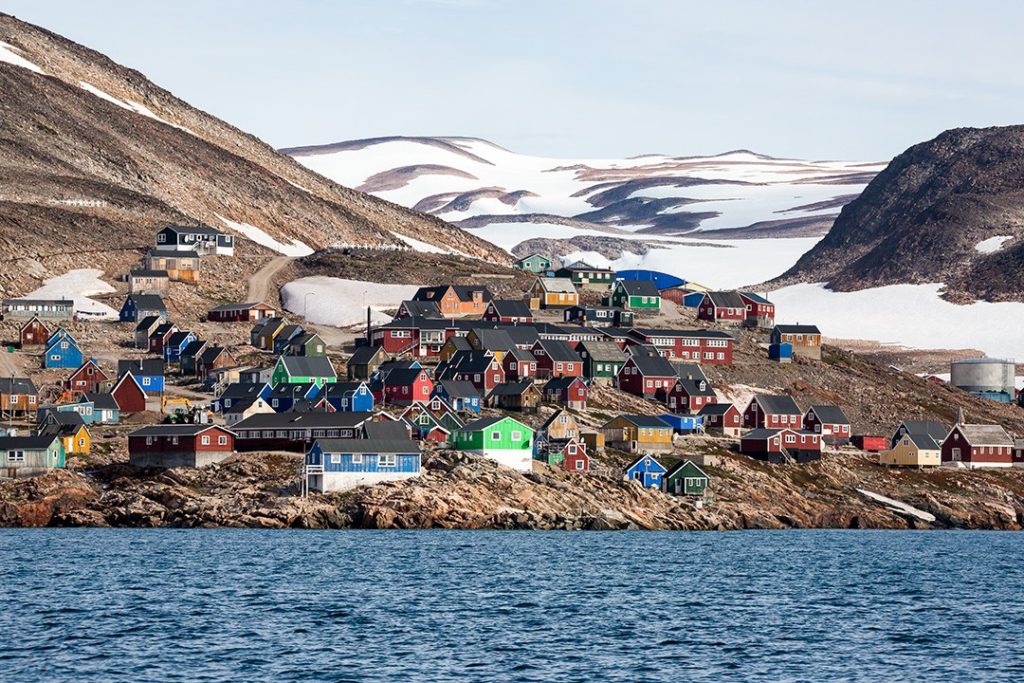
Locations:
0;14;505;296
777;126;1024;302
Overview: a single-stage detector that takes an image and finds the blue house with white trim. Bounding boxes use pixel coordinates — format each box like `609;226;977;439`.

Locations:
305;436;421;492
262;382;321;412
117;359;165;395
43;331;83;369
163;331;198;363
119;294;168;323
321;382;374;413
432;380;482;415
624;454;667;488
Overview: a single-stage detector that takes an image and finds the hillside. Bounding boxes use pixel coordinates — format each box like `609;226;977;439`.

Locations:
777;126;1024;302
0;14;505;296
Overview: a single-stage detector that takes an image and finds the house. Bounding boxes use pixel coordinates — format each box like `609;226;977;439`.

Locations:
285;332;327;357
18;316;49;348
65;359;108;396
305;436;421;492
673;362;709;383
803;405;852;445
467;328;517;362
482;299;535;324
395;300;443;319
271;356;337;388
542;376;588;411
941;413;1015;468
771;324;822;360
624;454;667;488
739;291;775;328
321;382;375;413
119;293;168;323
600;415;674;454
117;359;165;395
502;348;538;382
555;261;615;289
563;305;634;329
163;331;198;363
436;350;505;393
38;410;91;455
743;394;803;430
134;315;164;349
43;331;83;369
662;460;710;496
0;435;65;477
661;377;717;414
768;342;793;363
740;428;822;463
379;368;434;406
196;346;236;379
891;420;948;449
528;277;578;310
539;408;581;445
401;405;453;444
412;285;492;317
347;345;388;380
530;339;583;380
128;424;236;468
110;372;147;413
223;397;275;426
263;382;321;412
207;302;277;323
251;317;288;351
2;298;74;320
486;381;542;413
576;340;628;383
698;403;743;437
617;353;678;398
81;392;120;424
558;439;590;473
272;324;306;355
147;321;178;355
657;413;703;435
453;416;534;472
432;380;482;415
626;328;734;365
697;291;746;326
607;279;660;311
0;377;39;418
128;269;170;295
581;430;605;454
880;432;942;468
419;397;466;436
513;253;552;273
156;224;234;255
177;339;207;376
213;382;267;413
233;412;374;451
437;336;472;364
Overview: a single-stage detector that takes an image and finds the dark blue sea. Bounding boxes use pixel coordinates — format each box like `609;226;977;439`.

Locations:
1;530;1022;682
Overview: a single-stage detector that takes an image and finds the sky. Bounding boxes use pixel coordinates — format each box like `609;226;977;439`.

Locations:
4;0;1024;160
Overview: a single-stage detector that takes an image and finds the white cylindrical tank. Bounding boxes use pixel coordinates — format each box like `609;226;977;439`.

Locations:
950;358;1016;397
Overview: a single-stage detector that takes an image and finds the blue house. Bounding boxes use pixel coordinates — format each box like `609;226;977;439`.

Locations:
432;380;482;415
262;382;322;412
163;331;198;363
62;393;120;424
624;454;667;488
657;413;704;434
212;382;268;413
57;400;95;425
43;331;83;369
305;434;421;492
682;291;707;308
116;359;165;395
119;294;168;323
321;382;374;413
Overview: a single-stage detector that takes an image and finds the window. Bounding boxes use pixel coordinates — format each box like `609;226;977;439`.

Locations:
785;434;797;444
201;435;210;445
575;460;585;470
8;450;25;463
568;444;577;454
379;454;397;467
352;453;363;464
142;377;151;386
491;431;501;441
330;454;341;464
218;436;227;445
511;431;522;441
171;436;179;445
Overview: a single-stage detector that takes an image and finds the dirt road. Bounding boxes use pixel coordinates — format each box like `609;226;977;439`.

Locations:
0;347;24;377
246;256;293;303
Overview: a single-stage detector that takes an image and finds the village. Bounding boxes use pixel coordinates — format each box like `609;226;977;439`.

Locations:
0;224;1022;520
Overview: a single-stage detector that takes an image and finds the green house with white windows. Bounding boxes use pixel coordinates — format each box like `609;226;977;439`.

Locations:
271;355;337;388
555;261;616;289
607;279;661;311
454;415;534;472
662;459;709;496
513;253;552;274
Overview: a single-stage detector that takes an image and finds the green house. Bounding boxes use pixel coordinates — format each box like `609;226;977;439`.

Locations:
608;279;661;311
513;253;552;274
286;332;327;357
271;355;337;388
576;340;628;383
662;459;709;496
0;434;66;476
555;260;615;288
454;415;534;472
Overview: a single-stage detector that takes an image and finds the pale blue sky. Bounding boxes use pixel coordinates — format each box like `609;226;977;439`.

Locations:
5;0;1023;160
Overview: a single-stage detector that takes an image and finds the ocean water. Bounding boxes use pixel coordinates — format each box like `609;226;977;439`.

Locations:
1;530;1022;682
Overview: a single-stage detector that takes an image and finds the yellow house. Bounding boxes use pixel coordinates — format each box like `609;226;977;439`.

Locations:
529;277;579;309
581;429;605;454
600;415;673;453
59;423;91;455
879;433;941;467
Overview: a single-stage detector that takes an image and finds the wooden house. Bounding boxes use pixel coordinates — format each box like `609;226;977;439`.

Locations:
600;415;674;454
740;428;822;463
0;377;39;418
305;437;421;492
263;382;320;413
379;368;434;406
2;298;74;321
412;285;492;317
233;412;372;452
146;247;199;286
128;269;170;295
321;382;374;413
660;377;716;415
250;317;288;351
223;397;276;426
697;291;746;326
482;299;534;324
559;439;590;473
803;405;852;445
581;429;605;454
271;356;337;388
207;302;277;323
119;293;168;323
18;316;49;348
81;392;120;424
743;394;802;430
626;328;734;365
698;403;743;437
436;350;505;393
528;277;578;309
467;328;517;363
879;432;942;468
347;345;388;380
617;353;677;398
118;359;165;395
110;372;147;413
177;340;207;376
513;253;552;273
395;300;443;319
738;291;775;329
486;381;542;413
128;424;236;468
432;380;482;415
624;454;667;488
272;324;305;355
576;340;627;384
163;331;198;363
156;224;234;256
539;409;581;444
453;416;534;472
662;460;709;496
196;346;236;379
285;332;326;357
542;376;588;410
941;414;1015;468
555;261;615;289
134;316;164;349
563;305;634;329
147;322;177;356
502;348;538;382
66;359;108;396
43;331;83;369
890;420;948;449
530;339;583;380
771;324;822;360
38;411;91;456
607;279;660;311
0;435;65;478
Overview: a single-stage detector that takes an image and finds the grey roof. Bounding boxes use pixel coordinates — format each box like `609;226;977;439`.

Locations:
559;260;612;273
543;376;584;392
349;345;386;366
160;224;226;237
752;394;802;415
739;291;772;305
322;381;368;396
807;404;849;425
38;409;86;428
903;432;941;450
628;354;677;377
118;359;164;376
488;381;538;397
315;438;419;454
413;285;493;303
125;294;166;311
674;378;715;397
704;291;745;309
616;280;659;297
209;302;270;312
673;362;709;382
442;350;496;374
445;337;473;351
129;424;234;438
774;324;821;335
472;328;517;351
488;299;534;318
398;300;443;318
578;340;628;363
540;408;576;432
198;346;228;364
129;269;169;278
383;368;429;386
438;380;479;398
535;277;576;294
364;421;411;441
278;356;336;378
742;427;816;440
0;435;59;450
167;331;196;348
265;382;319;399
134;315;163;332
536;339;581;363
0;377;38;394
895;420;947;442
83;392;119;411
233;412;373;430
698;402;737;417
956;424;1014;447
218;383;265;402
664;459;708;479
148;247;201;259
629;328;734;341
462;415;524;432
610;415;672;429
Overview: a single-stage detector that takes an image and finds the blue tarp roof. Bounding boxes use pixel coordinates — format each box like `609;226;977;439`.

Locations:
614;269;687;290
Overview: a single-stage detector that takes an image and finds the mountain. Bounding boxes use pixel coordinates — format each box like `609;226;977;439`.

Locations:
284;136;883;285
778;126;1024;302
0;13;504;294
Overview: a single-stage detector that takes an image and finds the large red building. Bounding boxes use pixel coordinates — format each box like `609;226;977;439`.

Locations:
941;422;1015;468
743;394;803;430
128;424;235;468
617;354;677;398
697;291;746;326
626;328;734;365
740;428;822;463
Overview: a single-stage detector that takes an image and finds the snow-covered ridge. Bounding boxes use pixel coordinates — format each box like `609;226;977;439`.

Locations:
0;40;44;74
215;213;314;257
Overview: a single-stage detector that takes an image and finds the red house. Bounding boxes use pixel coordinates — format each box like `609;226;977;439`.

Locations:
697;291;747;326
66;359;109;396
128;424;236;468
437;350;506;393
803;405;852;445
542;377;588;411
19;316;49;348
738;291;775;328
660;378;717;414
110;372;147;413
560;438;590;473
626;328;734;365
698;403;743;437
531;340;583;380
148;322;178;355
941;421;1015;469
743;394;802;430
207;302;277;323
379;368;434;406
371;318;458;358
617;353;677;398
740;428;822;463
503;348;538;382
483;299;534;324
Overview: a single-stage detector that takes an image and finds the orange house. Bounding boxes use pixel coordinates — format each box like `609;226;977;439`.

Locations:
412;285;492;318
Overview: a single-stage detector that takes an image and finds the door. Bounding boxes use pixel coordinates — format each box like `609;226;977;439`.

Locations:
951;448;961;461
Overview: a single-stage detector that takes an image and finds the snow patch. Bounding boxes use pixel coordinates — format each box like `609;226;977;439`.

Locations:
281;277;420;327
857;489;936;523
0;40;44;74
25;269;118;319
389;231;466;256
214;213;314;257
79;80;197;134
974;235;1013;254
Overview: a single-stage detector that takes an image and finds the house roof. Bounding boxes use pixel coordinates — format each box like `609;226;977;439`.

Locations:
160;224;226;237
3;298;72;307
129;268;169;278
0;435;59;450
630;328;734;341
489;299;533;318
398;300;443;318
625;453;666;471
895;420;947;442
673;362;709;382
265;382;319;399
442;350;496;374
198;346;227;364
129;424;234;438
462;415;527;432
664;459;708;479
118;359;165;376
807;404;850;425
38;408;86;427
444;337;473;352
472;328;517;352
628;354;677;378
218;383;266;401
543;376;584;392
349;345;385;366
438;380;480;398
774;324;821;335
903;432;941;450
125;294;166;310
233;412;373;430
488;381;538;397
363;421;410;441
323;381;368;396
674;378;715;397
616;279;659;297
752;394;801;415
83;392;119;411
209;302;272;313
534;277;576;294
536;339;581;363
704;291;745;309
578;340;628;362
147;247;201;259
540;408;576;432
515;252;550;263
609;414;672;429
314;438;419;454
698;402;737;416
742;428;800;440
278;356;336;378
383;368;428;386
739;291;772;305
166;331;195;347
955;424;1014;447
134;315;163;332
413;285;493;303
